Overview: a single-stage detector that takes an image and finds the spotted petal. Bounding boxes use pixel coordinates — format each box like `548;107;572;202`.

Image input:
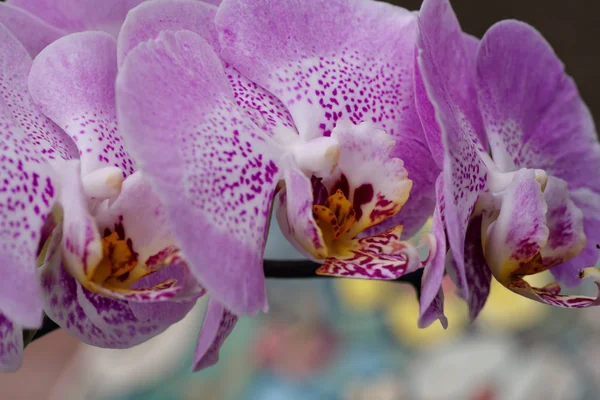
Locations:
0;25;76;161
193;298;238;371
117;0;297;142
0;313;23;372
554;188;600;286
416;0;488;298
275;156;327;260
476;20;600;191
0;26;72;327
40;232;197;348
316;225;422;280
29;31;135;177
7;0;145;35
483;169;549;285
418;176;447;327
0;3;66;57
117;30;281;315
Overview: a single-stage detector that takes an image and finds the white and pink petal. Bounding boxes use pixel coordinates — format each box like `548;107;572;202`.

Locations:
416;0;488;298
216;0;422;143
117;30;281;315
29;31;134;176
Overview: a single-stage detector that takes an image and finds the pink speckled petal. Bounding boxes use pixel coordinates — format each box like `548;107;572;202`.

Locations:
0;314;23;372
8;0;144;35
507;270;600;309
484;169;548;285
0;3;66;57
117;30;281;315
416;0;488;298
0;25;76;161
276;156;327;260
54;160;102;284
117;0;220;67
29;31;134;176
316;226;422;279
193;298;238;371
460;215;491;320
476;20;600;193
0;28;72;327
40;233;196;348
553;188;600;286
540;177;586;285
418;176;447;327
216;0;420;141
414;32;482;169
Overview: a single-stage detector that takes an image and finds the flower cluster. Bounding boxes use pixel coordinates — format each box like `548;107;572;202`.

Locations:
0;0;598;372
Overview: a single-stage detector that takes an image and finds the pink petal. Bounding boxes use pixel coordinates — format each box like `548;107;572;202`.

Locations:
0;313;23;372
193;298;237;371
117;30;281;315
416;0;488;298
117;0;220;66
8;0;145;35
29;31;135;176
0;3;66;57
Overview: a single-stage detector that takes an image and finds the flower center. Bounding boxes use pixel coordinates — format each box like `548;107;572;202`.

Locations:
313;189;357;246
92;231;138;286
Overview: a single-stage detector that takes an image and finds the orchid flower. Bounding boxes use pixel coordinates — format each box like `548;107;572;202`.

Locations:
116;0;446;338
0;4;252;371
415;0;600;319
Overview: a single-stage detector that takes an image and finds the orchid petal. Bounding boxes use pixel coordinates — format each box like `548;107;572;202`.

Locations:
416;0;488;298
476;20;600;194
0;27;74;327
118;0;297;142
54;160;103;284
460;215;491;320
0;25;76;161
7;0;144;35
0;3;66;57
40;233;196;348
484;169;549;284
414;32;482;169
117;0;220;67
540;177;586;285
29;31;134;177
316;225;422;280
418;176;447;327
217;0;418;141
117;30;281;315
507;269;600;309
193;298;238;371
0;313;23;372
553;188;600;286
276;156;327;260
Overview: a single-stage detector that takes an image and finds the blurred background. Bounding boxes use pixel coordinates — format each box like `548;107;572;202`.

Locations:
3;0;600;399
